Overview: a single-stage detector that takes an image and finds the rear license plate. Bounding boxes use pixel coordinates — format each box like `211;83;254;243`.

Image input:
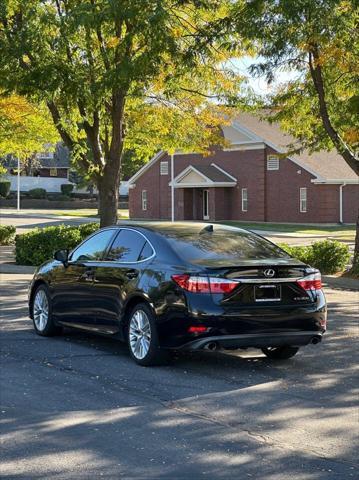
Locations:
255;284;281;302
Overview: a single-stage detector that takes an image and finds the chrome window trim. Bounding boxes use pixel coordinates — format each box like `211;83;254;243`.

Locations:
102;227;156;264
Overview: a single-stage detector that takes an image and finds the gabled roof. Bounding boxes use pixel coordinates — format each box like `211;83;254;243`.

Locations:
39;144;70;168
2;143;70;169
170;163;237;188
128;114;358;185
234;113;358;183
128;151;166;184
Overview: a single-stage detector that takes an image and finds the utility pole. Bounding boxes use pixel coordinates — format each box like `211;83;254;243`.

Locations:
17;157;20;211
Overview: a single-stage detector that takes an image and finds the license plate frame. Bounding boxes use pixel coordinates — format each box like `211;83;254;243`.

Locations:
255;284;281;302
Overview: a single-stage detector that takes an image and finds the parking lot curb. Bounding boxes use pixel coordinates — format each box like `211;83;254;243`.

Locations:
0;264;36;274
323;275;359;291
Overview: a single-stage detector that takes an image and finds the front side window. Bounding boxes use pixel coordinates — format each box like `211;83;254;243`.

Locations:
241;188;248;212
300;187;307;213
71;229;116;262
105;229;149;262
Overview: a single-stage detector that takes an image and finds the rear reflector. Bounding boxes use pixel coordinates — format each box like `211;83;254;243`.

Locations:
172;274;239;294
188;326;208;333
297;272;322;291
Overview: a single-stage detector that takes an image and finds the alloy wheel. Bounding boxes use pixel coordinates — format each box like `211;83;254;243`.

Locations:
33;289;49;332
129;309;152;360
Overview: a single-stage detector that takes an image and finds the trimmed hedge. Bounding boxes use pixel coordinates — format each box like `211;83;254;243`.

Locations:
15;223;100;266
280;240;351;274
0;225;16;245
48;194;72;201
28;188;47;199
61;184;74;195
0;181;11;198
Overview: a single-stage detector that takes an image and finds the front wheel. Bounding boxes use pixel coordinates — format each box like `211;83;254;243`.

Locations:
127;303;169;366
261;346;299;360
32;285;61;336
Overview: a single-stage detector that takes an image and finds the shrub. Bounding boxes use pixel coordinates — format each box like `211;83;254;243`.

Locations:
279;244;313;266
48;194;72;201
28;188;47;199
61;184;74;195
0;225;16;245
77;222;101;237
310;239;350;274
15;222;100;266
0;181;11;198
280;240;350;274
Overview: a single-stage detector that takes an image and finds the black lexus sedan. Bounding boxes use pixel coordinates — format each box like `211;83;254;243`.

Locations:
28;222;327;366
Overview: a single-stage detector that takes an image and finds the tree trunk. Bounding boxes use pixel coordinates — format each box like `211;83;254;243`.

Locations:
352;209;359;275
98;160;121;227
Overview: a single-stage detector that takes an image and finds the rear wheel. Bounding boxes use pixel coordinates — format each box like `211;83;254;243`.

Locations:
261;346;299;360
127;303;169;366
32;285;61;336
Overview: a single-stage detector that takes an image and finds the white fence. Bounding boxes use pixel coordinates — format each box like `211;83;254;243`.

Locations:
5;175;130;196
5;175;73;193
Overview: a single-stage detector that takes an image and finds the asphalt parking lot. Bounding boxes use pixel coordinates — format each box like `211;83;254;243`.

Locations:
0;273;358;479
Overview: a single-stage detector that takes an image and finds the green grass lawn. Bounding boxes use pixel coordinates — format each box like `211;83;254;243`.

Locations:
56;209;129;219
219;221;356;240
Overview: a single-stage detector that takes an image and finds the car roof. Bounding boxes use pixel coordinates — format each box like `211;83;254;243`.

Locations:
116;221;249;235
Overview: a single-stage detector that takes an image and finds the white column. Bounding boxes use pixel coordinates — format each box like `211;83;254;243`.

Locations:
171;153;175;222
17;157;20;211
339;183;346;223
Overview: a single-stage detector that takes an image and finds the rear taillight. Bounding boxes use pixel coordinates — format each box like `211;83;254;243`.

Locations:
172;274;239;294
297;272;322;291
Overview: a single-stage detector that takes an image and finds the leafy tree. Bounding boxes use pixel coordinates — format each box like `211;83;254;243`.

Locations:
0;0;242;226
121;150;147;181
226;0;359;273
0;93;58;160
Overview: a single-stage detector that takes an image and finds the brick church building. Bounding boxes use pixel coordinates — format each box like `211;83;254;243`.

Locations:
128;113;358;224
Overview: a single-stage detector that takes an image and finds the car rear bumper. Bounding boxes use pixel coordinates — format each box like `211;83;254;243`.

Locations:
178;331;323;351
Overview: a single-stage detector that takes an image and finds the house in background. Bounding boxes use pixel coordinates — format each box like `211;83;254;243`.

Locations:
3;143;130;197
128;113;358;224
4;143;70;179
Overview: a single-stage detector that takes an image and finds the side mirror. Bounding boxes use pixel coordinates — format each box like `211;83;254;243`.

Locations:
54;249;69;265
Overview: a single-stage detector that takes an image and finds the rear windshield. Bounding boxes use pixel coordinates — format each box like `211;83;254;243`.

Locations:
165;228;290;263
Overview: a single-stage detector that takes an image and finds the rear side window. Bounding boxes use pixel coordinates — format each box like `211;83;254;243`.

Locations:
106;229;147;262
166;228;290;263
138;241;154;261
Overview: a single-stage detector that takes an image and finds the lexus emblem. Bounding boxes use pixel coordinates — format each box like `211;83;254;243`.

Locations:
263;268;275;278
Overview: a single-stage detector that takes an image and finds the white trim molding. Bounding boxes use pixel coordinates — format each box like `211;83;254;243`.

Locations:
169;164;237;188
128;151;166;184
311;179;359;184
223;142;265;151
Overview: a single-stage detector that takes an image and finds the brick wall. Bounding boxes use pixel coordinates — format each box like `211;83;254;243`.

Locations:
129;148;359;224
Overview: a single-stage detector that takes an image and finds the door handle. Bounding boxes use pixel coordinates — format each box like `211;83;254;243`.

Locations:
125;270;138;280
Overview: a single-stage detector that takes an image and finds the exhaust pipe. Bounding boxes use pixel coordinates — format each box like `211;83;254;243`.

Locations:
204;342;218;351
311;337;320;345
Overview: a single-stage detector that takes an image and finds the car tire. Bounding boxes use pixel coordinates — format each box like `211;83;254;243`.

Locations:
32;284;62;337
127;303;169;366
261;346;299;360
